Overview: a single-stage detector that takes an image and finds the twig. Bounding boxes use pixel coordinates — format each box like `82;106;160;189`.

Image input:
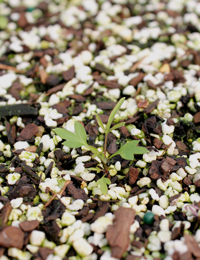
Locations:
44;180;71;208
129;55;148;72
0;63;23;73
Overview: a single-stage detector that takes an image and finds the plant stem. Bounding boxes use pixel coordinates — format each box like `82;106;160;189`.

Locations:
104;133;108;158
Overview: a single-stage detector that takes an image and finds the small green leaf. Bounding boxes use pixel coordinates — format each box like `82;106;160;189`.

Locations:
110;122;125;132
54;121;87;148
96;114;105;131
89;167;102;173
109;140;148;160
106;97;125;134
96;176;111;195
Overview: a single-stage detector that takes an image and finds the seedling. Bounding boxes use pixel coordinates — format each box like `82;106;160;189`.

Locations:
54;98;148;194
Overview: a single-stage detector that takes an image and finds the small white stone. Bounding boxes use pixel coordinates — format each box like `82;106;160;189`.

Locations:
137;177;151;188
67;199;84;211
157;231;171;242
7;173;21;185
149;189;159;201
61;212;76;226
54;245;70;258
10;197;23;209
73;238;93;257
68;229;84;244
61;197;71;207
46;118;57;127
74;163;85;174
14;141;29;150
122;85;136;96
91;215;113;234
128;196;138;206
40;135;51;152
185;166;197;175
152;205;165;216
30;230;45;246
108;89;120;99
159;195;169;209
130;220;140;234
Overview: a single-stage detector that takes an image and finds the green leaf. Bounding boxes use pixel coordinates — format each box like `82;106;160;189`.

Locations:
89;167;102;173
96;114;105;131
110;122;125;132
54;121;87;148
109;140;148;160
106;97;125;134
96;176;111;195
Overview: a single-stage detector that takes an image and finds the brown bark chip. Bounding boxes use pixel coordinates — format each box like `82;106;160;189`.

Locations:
39;247;54;260
160;161;172;174
126;167;139;185
19;220;40;232
129;73;145;86
149;160;162;180
106;207;135;259
184;233;200;258
0;202;12;227
194;112;200;124
92;201;109;222
126;255;141;260
153;138;163;149
0;226;24;249
67;182;88;201
5;121;16;145
96;101;116;110
143;99;160;114
176;141;188;151
17;123;38;141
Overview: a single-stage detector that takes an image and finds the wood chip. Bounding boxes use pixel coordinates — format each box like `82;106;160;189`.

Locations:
39;69;48;84
129;73;145;86
5;121;16;145
194;112;200;124
17;123;38;141
46;83;65;96
0;63;22;73
39;247;54;260
96;101;116;110
19;220;40;232
126;167;139;185
94;63;114;75
129;56;147;72
62;66;75;81
0;202;12;227
184;233;200;258
68;94;86;102
106;207;135;258
143;99;160;114
67;182;88;201
149;160;162;180
0;226;24;249
92;201;109;221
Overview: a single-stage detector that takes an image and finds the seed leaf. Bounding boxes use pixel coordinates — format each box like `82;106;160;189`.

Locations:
110;122;125;132
106;97;125;134
96;176;111;195
54;121;87;148
109;140;148;160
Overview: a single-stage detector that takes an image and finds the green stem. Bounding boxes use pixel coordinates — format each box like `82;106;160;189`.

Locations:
104;133;108;158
